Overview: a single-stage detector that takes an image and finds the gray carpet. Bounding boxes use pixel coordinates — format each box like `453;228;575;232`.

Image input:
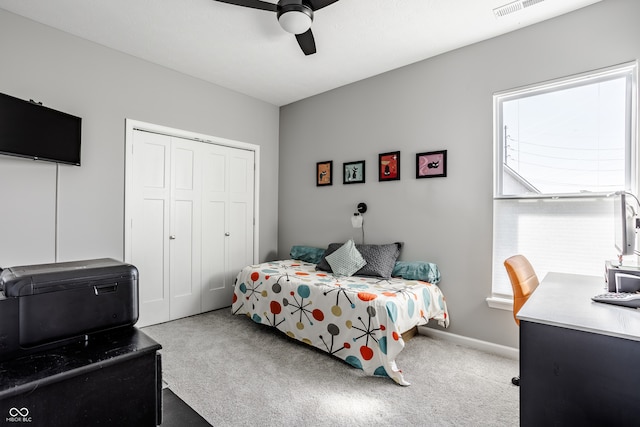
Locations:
142;308;519;426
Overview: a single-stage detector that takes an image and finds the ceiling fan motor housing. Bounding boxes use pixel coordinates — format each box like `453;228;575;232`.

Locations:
277;0;314;34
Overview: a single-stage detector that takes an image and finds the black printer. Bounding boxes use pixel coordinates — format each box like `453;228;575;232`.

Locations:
0;258;139;361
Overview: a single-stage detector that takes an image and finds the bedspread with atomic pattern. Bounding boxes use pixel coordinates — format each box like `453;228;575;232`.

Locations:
231;260;449;385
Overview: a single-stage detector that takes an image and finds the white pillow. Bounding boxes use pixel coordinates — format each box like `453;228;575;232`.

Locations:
325;239;367;277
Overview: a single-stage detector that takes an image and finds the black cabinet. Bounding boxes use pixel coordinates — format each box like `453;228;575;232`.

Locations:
0;327;162;426
518;272;640;426
520;321;640;426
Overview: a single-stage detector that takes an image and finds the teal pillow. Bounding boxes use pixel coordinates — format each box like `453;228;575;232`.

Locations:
392;261;441;284
290;245;326;264
325;240;367;277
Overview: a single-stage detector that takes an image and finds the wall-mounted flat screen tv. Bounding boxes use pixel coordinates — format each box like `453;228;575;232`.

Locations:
0;92;82;166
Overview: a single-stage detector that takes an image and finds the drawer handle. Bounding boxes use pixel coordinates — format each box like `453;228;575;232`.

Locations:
94;284;118;295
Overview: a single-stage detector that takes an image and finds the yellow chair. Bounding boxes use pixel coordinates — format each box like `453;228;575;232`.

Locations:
504;254;540;386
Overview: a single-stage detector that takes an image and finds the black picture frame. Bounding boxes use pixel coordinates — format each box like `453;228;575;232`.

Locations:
343;160;365;184
379;151;400;182
416;150;447;179
316;160;333;186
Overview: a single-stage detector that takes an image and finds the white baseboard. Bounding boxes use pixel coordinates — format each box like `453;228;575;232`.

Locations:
418;326;519;360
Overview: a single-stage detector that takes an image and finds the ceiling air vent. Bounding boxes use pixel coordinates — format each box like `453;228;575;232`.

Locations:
522;0;545;8
494;0;545;18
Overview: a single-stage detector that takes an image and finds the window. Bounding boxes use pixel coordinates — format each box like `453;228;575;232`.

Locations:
491;63;637;302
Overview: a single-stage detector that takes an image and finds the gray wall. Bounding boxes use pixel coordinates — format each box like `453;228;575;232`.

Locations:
278;0;640;348
0;9;279;266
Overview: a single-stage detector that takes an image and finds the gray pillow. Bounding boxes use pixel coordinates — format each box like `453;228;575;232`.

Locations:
317;242;403;278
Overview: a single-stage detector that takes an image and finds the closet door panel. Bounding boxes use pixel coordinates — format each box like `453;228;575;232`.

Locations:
203;150;226;193
201;200;227;311
201;146;230;311
227;150;255;299
169;138;202;320
135;199;166;303
170;200;194;297
131;132;171;327
142;143;168;188
229;156;249;194
173;147;195;190
228;200;251;274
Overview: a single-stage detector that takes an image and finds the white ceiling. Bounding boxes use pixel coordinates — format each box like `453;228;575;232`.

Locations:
0;0;600;106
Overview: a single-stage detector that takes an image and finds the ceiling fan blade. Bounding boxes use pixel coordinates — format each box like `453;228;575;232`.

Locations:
295;29;316;55
213;0;277;12
305;0;339;11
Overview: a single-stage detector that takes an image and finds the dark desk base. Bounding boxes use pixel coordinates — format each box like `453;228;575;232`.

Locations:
521;321;640;426
0;327;162;427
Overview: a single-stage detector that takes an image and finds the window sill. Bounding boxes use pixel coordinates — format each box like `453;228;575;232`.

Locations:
486;295;513;311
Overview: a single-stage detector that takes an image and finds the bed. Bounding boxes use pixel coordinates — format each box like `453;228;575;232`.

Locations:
231;242;449;385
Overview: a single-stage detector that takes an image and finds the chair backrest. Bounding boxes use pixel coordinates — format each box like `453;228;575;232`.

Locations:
504;255;539;326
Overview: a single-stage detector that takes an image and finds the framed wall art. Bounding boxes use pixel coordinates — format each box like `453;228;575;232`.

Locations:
379;151;400;182
343;160;365;184
316;160;333;186
416;150;447;179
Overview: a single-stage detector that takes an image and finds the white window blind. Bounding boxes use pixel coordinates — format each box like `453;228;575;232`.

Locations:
492;62;637;299
492;197;617;296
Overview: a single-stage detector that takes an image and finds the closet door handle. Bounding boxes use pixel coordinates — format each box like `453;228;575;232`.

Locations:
169;235;176;240
225;232;230;236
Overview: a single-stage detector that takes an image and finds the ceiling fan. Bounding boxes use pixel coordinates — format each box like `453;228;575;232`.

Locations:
213;0;340;55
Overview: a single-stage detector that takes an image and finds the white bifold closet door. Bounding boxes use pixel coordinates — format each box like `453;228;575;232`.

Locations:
168;137;202;321
200;141;255;312
130;130;254;326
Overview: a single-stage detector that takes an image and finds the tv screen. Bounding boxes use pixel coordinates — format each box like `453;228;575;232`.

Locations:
0;92;82;165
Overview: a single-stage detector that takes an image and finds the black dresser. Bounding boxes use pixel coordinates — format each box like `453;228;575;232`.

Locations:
0;327;162;426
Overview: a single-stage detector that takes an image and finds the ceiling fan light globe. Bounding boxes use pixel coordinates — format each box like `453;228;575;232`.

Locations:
278;6;313;34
